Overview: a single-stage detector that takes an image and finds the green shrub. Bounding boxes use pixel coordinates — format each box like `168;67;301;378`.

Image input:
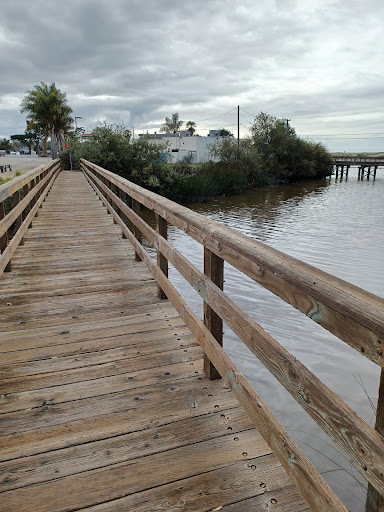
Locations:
249;112;333;182
59;124;175;195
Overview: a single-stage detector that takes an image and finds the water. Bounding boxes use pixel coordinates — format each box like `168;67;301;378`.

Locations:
144;167;383;510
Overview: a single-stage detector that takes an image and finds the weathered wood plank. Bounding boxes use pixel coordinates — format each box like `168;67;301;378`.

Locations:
78;459;309;512
0;379;237;461
156;213;168;299
204;247;223;380
0;409;255;492
132;197;142;261
0;343;200;393
0;202;11;272
0;358;205;414
0;430;270;512
366;368;384;511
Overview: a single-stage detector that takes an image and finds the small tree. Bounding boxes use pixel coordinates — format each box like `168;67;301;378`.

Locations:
60;123;176;195
218;128;233;137
208;137;263;187
186;121;196;135
249;112;333;181
0;139;11;152
10;128;43;154
161;113;183;134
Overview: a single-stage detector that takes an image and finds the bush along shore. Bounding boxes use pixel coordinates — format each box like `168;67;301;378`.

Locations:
60;115;334;204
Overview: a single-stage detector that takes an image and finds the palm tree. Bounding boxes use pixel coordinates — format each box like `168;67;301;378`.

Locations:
160;113;183;134
20;82;73;158
218;128;234;137
186;121;196;135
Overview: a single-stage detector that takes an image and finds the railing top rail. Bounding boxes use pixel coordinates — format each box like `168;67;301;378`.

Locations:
81;162;349;511
333;156;384;163
81;159;384;367
0;159;59;203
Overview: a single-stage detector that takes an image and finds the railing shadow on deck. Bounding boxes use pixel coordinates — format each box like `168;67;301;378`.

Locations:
1;159;383;511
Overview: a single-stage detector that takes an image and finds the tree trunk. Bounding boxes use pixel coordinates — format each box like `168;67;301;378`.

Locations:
51;128;56;159
43;133;48;156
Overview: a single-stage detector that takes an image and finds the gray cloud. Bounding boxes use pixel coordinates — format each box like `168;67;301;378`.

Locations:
1;0;383;152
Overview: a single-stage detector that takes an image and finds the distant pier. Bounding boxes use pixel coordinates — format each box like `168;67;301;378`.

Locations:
333;156;384;180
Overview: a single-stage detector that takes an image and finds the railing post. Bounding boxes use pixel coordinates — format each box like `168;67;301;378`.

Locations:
0;201;11;272
34;176;39;217
103;177;111;213
110;182;118;224
155;214;168;299
113;184;120;218
203;247;223;380
39;172;45;207
119;189;127;239
13;189;24;245
28;182;34;228
132;199;142;261
366;368;384;512
40;169;49;203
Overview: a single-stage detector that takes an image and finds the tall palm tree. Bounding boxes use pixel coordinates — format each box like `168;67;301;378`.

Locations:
160;113;183;134
20;82;73;158
186;121;196;135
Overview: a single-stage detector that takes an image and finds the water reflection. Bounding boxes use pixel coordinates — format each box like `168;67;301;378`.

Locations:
143;167;383;511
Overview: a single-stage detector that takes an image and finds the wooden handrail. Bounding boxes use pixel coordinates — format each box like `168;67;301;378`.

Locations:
81;159;384;367
0;160;61;274
0;160;59;202
333;156;384;164
82;163;384;493
81;159;384;511
82;164;347;512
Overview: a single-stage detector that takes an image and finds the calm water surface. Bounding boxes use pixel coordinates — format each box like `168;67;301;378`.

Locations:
147;167;383;510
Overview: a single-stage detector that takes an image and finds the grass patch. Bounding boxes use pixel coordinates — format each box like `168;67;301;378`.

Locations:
0;176;12;185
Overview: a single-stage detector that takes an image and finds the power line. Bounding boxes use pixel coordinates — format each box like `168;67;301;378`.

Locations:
195;107;238;123
239;107;256;118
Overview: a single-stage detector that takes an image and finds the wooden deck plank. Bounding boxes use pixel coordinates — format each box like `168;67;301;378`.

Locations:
80;459;307;512
0;411;256;493
0;171;309;511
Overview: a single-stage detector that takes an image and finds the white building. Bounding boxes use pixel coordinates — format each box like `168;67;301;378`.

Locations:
139;130;228;164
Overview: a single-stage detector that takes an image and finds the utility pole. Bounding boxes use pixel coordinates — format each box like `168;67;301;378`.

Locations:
283;118;291;130
75;116;82;133
237;105;240;148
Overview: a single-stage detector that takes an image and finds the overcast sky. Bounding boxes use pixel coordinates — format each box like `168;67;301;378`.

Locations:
0;0;382;152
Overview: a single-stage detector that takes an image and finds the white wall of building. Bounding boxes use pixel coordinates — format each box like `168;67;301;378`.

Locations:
147;134;225;164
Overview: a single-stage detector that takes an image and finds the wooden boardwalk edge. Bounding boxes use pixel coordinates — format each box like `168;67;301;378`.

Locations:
0;171;311;512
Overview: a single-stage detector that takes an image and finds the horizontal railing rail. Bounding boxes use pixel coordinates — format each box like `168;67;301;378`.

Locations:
0;160;61;274
333;156;384;165
81;158;384;511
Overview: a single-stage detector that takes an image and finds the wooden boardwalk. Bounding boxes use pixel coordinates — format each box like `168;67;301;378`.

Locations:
0;171;309;511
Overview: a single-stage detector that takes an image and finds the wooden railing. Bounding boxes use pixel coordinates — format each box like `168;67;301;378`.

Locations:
0;160;61;274
333;156;384;165
59;159;380;510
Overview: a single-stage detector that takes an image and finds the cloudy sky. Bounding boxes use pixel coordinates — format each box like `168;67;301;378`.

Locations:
0;0;383;152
